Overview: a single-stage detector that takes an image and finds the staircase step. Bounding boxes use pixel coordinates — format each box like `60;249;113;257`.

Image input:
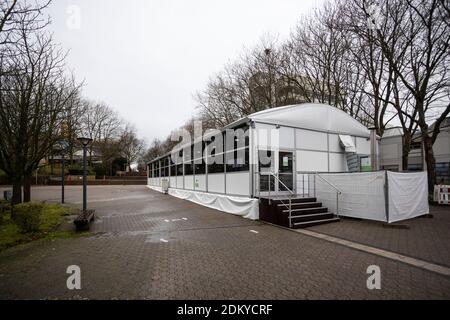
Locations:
282;207;328;214
292;217;340;228
277;202;322;209
291;212;335;223
272;197;317;204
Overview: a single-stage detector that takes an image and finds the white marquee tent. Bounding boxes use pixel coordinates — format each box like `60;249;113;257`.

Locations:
147;103;429;223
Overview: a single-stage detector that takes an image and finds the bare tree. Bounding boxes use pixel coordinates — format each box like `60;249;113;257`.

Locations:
0;0;51;45
79;100;123;165
120;124;145;172
373;0;450;190
0;25;80;204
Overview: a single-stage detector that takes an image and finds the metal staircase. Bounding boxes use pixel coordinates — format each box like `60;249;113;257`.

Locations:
256;171;341;229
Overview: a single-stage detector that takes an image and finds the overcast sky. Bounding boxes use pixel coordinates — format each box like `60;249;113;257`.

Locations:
47;0;323;143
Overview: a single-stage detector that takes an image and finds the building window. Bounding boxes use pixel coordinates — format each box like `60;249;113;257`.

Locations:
206;134;224;173
226;148;249;172
436;162;450;183
411;142;422;150
207;161;224;173
225;125;249;152
160;157;170;177
154;162;160;177
195;160;206;174
407;164;422;171
184;161;193;175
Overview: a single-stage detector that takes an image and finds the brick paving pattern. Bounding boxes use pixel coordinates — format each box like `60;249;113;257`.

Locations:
309;205;450;268
0;186;449;299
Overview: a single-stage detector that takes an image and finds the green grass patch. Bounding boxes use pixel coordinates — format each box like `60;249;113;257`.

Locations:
0;202;74;251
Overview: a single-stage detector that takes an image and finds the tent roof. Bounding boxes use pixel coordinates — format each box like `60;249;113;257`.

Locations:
242;103;370;137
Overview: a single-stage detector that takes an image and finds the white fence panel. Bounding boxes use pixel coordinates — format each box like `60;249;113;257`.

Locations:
387;171;429;223
316;172;387;222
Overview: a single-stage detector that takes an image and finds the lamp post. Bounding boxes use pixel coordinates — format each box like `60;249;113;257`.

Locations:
77;137;93;211
54;140;69;204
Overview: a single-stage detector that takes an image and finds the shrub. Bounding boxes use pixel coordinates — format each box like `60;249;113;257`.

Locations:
0;200;11;213
13;202;43;233
0;200;11;224
68;165;95;176
94;164;106;177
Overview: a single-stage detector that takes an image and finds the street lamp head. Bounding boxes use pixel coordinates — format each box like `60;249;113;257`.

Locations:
77;137;93;147
54;139;70;154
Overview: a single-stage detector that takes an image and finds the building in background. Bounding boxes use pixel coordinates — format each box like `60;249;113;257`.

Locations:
379;117;450;183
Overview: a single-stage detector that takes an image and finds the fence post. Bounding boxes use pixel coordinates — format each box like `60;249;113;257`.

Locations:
313;174;316;198
384;170;390;223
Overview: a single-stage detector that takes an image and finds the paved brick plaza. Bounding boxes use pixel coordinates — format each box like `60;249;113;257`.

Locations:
0;185;449;299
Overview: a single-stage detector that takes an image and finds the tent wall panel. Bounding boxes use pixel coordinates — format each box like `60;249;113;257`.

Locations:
329;153;346;172
296;150;328;172
279;127;295;149
184;175;194;190
356;137;370;155
176;176;183;188
226;172;250;196
169;177;176;188
328;134;344;153
194;174;206;191
208;173;225;194
254;123;278;149
296;129;327;151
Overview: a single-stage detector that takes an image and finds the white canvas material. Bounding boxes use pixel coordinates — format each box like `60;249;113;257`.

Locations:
338;134;357;153
314;171;429;223
166;188;259;220
387;171;429;222
248;103;370;137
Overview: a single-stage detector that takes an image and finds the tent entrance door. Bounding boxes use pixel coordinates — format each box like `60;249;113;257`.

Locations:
257;149;295;196
277;151;294;195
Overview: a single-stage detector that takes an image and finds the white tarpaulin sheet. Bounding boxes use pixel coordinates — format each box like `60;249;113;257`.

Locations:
316;172;387;222
315;171;429;223
149;187;259;220
387;171;429;223
338;134;356;153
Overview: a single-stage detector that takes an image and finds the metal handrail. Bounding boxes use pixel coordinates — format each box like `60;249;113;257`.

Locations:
315;173;342;217
315;173;342;195
270;170;295;196
255;170;295;227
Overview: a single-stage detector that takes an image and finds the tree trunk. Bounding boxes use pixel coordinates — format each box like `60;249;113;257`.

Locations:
402;133;411;171
11;175;22;206
23;175;31;202
423;134;436;193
